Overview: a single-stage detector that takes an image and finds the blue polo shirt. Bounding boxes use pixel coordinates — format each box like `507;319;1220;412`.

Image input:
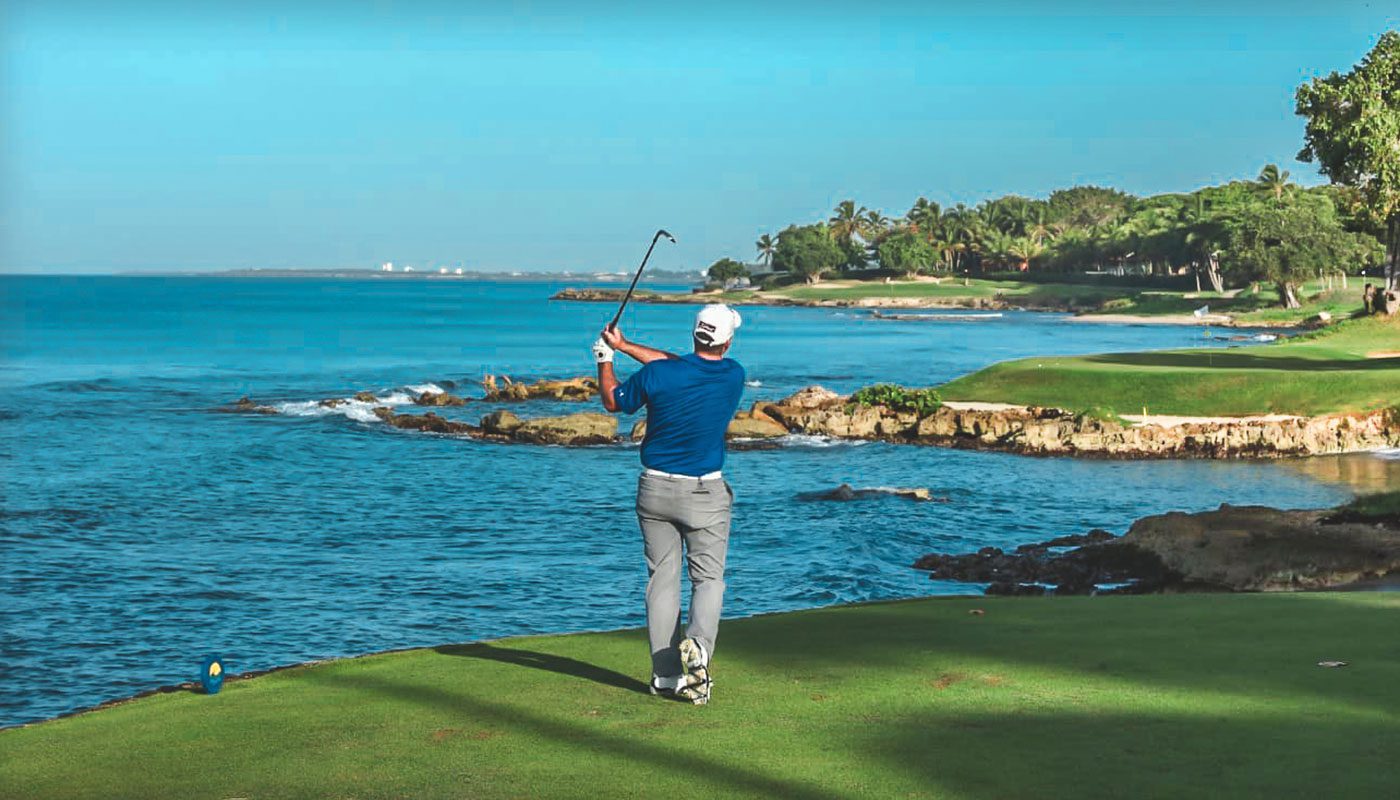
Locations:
614;353;746;476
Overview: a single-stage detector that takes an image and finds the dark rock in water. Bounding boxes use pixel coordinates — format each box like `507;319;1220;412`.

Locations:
1015;529;1116;553
318;398;347;408
915;502;1400;595
353;391;379;403
372;407;473;435
225;397;277;415
414;391;467;407
1122;504;1400;591
915;536;1180;594
727;439;785;451
798;483;946;502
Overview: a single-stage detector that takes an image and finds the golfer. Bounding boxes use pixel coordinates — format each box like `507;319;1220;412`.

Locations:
592;304;746;705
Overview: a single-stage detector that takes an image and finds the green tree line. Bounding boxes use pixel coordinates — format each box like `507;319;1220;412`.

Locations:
708;30;1400;308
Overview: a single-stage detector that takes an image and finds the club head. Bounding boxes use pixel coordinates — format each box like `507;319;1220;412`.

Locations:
658;229;676;243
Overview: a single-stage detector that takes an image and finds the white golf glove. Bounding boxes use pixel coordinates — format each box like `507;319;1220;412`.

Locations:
591;337;614;364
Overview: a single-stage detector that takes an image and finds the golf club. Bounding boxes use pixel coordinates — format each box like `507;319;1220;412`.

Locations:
608;229;676;331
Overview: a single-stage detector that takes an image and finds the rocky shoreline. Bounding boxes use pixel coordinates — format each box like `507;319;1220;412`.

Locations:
753;387;1400;458
914;501;1400;595
551;286;1311;325
227;382;1399;457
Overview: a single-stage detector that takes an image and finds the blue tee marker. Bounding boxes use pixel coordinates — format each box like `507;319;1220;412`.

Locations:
200;656;225;695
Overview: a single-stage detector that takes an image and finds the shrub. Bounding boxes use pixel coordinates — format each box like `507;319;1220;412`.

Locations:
849;384;942;415
1074;406;1129;426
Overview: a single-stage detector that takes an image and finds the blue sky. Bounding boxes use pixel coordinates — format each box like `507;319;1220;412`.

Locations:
2;1;1395;273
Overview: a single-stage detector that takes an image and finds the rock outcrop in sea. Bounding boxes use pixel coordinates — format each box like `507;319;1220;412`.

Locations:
755;386;1400;458
914;503;1400;594
481;375;598;402
370;407;618;446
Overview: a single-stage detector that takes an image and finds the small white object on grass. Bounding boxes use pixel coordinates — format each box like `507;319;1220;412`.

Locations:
1317;660;1349;668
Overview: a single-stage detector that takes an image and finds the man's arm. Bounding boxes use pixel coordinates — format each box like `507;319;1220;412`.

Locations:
597;360;621;412
602;326;677;365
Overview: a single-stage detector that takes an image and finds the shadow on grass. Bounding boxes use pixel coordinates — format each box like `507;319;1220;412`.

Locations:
856;707;1399;798
717;595;1400;719
1082;352;1397;371
305;668;846;800
433;642;648;694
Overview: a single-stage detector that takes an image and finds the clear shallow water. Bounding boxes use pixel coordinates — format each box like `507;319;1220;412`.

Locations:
0;276;1378;726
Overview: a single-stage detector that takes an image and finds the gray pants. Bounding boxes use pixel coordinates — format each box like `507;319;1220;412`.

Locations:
636;472;733;677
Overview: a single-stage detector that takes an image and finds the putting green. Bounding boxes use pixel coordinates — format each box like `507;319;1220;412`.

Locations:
2;592;1397;799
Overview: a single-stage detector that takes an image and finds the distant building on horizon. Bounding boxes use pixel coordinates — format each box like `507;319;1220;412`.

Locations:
381;262;394;272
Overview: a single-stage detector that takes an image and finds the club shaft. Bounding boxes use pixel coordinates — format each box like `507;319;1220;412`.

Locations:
609;231;667;330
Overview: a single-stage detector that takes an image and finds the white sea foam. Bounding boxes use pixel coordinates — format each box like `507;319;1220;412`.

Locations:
273;390;416;424
774;434;868;449
745;380;762;388
405;383;445;396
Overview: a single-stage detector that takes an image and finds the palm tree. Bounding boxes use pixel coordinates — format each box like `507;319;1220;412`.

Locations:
862;209;891;236
828;200;869;248
755;234;776;269
1024;207;1061;245
1256;164;1293;202
1182;195;1225;292
940;205;983;271
1006;237;1045;271
905;197;941;238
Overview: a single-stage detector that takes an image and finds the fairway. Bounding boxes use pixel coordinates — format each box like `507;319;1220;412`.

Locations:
939;315;1400;416
2;593;1397;799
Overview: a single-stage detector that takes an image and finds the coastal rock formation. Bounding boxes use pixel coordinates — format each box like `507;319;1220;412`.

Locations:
413;391;468;407
758;386;1400;458
353;391;379;403
372;407;472;435
506;412;617;446
627;412;788;441
481;375;598;402
1121;504;1400;591
371;406;618;446
479;410;523;435
913;503;1400;594
726;412;789;439
223;397;278;415
798;484;946;502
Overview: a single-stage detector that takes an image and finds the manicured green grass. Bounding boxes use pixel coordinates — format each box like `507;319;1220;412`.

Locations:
777;278;1019;300
1099;286;1363;324
939;315;1400;416
768;278;1121;307
2;593;1397;799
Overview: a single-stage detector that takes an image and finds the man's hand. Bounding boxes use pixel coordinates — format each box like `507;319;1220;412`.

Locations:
591;336;615;364
601;326;626;350
601;325;677;365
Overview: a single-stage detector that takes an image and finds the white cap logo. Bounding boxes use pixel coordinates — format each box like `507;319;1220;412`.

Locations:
694;303;741;346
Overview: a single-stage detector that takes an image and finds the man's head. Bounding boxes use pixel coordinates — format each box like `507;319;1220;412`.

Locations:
692;303;741;357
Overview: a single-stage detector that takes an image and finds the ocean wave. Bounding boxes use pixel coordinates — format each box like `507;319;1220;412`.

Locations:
772;434;868;449
274;390;416;423
745;380;762;388
404;383;445;396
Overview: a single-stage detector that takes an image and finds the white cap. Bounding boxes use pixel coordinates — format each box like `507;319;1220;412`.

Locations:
693;303;742;346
